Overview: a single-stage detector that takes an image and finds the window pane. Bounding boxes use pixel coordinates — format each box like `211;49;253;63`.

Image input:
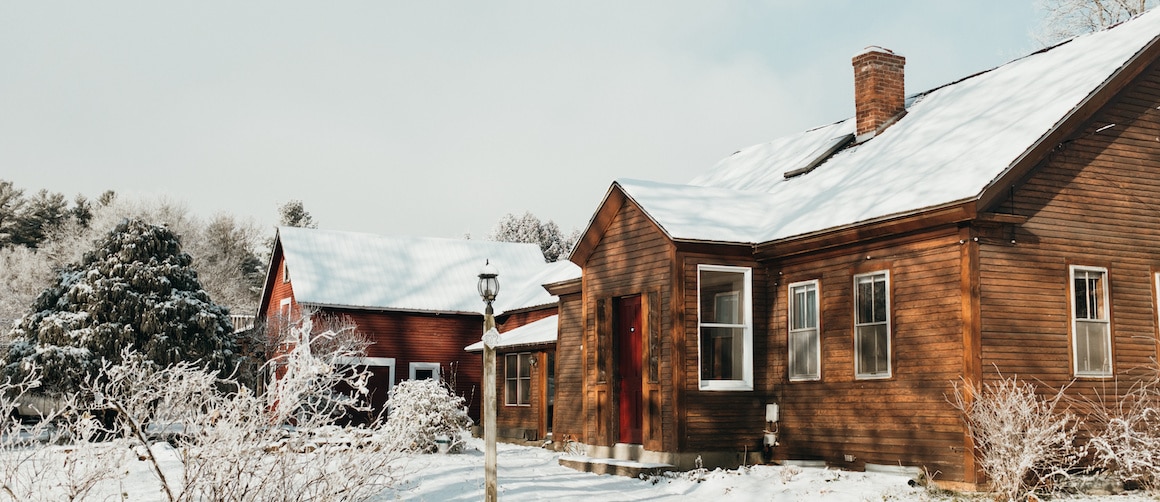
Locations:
505;378;517;405
873;278;887;322
700;326;742;380
519;353;532;378
789;329;818;379
519;376;531;405
790;284;817;330
701;270;743;325
856;324;889;376
415;369;434;380
856;277;875;324
506;355;518;379
1076;321;1109;374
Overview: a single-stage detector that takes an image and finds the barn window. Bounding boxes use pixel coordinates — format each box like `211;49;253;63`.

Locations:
409;362;440;381
1071;266;1112;377
788;280;821;381
854;271;891;379
505;352;532;406
697;265;753;391
278;298;292;321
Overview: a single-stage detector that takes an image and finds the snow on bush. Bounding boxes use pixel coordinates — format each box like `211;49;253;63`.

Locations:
384;377;472;453
80;318;407;502
1084;366;1160;491
950;376;1082;501
0;316;404;501
0;364;130;501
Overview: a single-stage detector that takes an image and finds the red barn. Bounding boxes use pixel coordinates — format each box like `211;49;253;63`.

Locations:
257;227;578;422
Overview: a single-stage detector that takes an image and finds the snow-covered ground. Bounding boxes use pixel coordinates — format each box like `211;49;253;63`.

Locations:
25;436;1160;501
382;438;927;501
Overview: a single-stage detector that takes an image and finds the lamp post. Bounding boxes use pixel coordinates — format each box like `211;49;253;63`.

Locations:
477;261;500;502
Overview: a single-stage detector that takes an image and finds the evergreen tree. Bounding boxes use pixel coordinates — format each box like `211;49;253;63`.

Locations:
5;219;237;394
14;189;69;248
0;181;25;247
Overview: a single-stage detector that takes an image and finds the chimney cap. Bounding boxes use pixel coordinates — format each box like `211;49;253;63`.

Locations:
854;46;898;58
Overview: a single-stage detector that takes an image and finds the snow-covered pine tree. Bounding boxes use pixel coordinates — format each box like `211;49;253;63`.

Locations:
4;219;237;394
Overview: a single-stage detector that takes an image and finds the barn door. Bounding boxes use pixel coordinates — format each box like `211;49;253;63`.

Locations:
616;296;643;444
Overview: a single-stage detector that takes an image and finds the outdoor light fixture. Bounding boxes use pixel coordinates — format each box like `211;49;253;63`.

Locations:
477;260;499;502
478;260;499;304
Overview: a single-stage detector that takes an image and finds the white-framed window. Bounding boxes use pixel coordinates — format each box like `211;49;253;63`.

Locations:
279;297;292;321
505;352;533;406
335;356;396;394
409;362;440;381
854;271;891;379
788;280;821;381
282;263;290;283
697;265;753;391
1071;266;1112;377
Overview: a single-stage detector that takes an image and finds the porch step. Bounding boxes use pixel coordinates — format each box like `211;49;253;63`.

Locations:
558;456;675;478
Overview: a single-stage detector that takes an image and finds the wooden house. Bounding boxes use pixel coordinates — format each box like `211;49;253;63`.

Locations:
554;11;1160;485
466;314;559;441
257;227;578;422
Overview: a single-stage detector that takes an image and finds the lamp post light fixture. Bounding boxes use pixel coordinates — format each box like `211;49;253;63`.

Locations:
477;260;499;502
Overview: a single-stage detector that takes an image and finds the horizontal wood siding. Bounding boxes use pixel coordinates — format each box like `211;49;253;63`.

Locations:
766;230;967;480
494;349;549;437
981;66;1160;404
679;252;771;452
554;292;584;440
498;308;555;331
581;198;674;448
325;308;485;421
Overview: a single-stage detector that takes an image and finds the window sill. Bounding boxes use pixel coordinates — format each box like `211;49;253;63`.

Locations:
855;373;892;381
699;380;753;392
789;376;821;383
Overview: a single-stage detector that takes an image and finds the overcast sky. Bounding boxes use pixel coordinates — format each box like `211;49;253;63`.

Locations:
1;1;1043;240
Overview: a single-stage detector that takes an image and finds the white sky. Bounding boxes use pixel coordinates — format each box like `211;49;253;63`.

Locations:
0;1;1040;240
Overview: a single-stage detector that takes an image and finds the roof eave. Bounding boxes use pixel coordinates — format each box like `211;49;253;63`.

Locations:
976;27;1160;212
255;229;284;319
570;181;676;265
296;301;483;317
754;200;977;260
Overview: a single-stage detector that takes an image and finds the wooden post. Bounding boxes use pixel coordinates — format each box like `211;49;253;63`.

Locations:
483;303;498;502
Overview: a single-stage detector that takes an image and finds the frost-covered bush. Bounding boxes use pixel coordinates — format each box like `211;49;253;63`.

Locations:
1084;367;1160;491
0;365;130;501
384;378;472;453
950;376;1082;501
85;321;404;502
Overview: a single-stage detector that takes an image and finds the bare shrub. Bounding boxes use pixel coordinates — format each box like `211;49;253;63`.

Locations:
1083;365;1160;491
86;316;404;502
0;366;129;501
949;376;1082;501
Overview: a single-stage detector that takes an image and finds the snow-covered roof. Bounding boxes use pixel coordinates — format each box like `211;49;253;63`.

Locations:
464;315;558;352
629;9;1160;245
277;227;580;315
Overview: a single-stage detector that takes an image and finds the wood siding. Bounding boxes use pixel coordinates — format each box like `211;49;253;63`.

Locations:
676;250;771;453
580;198;675;449
765;228;968;480
980;64;1160;412
492;348;552;439
554;292;584;440
324;307;485;420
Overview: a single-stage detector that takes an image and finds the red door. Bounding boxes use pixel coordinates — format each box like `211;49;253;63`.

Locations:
617;296;643;444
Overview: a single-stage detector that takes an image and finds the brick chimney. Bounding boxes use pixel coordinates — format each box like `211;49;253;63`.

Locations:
852;46;906;140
